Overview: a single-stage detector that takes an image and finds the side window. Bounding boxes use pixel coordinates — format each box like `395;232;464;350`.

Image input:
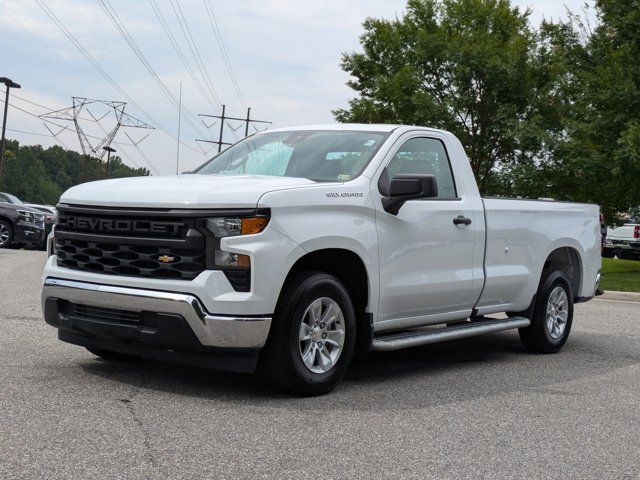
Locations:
386;137;457;199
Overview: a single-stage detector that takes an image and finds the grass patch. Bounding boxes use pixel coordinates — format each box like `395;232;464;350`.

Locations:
600;258;640;292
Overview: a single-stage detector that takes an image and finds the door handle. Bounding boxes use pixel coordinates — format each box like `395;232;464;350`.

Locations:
453;215;472;226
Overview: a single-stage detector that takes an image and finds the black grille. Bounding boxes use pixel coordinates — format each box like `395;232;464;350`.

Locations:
55;237;206;280
61;302;142;323
54;207;207;281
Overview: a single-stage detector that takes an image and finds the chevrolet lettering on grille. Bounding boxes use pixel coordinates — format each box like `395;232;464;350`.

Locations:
58;216;183;236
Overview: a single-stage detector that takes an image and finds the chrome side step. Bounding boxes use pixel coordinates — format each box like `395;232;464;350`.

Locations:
370;316;530;352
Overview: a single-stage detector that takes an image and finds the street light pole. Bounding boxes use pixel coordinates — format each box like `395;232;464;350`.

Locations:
0;77;21;182
103;146;116;179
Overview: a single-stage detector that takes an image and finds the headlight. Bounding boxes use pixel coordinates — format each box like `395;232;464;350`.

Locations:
203;216;269;238
200;214;269;269
17;210;36;223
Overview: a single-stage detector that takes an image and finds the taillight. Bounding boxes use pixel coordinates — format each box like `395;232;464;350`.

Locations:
635;225;640;239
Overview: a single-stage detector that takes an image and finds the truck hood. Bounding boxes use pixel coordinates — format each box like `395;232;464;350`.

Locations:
60;174;318;209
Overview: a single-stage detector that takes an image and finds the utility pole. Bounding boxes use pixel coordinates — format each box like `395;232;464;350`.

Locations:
176;82;182;175
217;104;226;153
196;106;271;153
0;77;21;181
103;145;116;179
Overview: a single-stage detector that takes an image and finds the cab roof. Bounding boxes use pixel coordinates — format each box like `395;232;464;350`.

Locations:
264;123;449;135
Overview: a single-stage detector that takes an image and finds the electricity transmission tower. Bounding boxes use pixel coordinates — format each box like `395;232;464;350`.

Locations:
39;97;154;160
196;105;271;153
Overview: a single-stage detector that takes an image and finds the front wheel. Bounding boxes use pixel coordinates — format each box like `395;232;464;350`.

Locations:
0;220;13;248
262;271;356;396
519;271;574;353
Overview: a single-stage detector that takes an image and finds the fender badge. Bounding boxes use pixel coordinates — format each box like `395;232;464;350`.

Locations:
157;255;176;263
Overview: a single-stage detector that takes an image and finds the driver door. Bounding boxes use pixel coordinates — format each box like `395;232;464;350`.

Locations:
373;135;481;332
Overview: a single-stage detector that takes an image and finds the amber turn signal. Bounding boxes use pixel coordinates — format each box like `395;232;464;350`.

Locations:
241;217;269;235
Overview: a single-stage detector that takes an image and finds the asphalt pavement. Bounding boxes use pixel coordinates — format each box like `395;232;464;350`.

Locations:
1;248;639;479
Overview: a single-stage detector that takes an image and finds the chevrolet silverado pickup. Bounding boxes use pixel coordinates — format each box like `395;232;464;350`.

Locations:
41;124;602;395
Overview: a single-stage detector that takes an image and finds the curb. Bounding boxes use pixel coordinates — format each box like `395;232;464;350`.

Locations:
596;290;640;302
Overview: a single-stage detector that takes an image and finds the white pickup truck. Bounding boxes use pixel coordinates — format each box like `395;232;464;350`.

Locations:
604;219;640;260
42;124;602;395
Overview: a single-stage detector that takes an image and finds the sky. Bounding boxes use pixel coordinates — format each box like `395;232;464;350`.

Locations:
0;0;596;174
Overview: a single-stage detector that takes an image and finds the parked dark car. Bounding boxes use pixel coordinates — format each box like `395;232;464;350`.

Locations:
25;203;57;238
0;195;46;249
0;192;55;249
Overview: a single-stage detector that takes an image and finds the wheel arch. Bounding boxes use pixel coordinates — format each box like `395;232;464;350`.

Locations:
279;248;373;350
542;246;583;300
0;215;14;227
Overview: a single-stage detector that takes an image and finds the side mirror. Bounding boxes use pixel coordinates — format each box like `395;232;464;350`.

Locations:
381;174;438;215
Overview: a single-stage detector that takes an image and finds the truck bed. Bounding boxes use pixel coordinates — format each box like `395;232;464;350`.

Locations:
475;197;601;314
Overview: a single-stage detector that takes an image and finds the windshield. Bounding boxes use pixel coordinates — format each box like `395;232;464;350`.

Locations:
0;193;22;204
194;130;390;182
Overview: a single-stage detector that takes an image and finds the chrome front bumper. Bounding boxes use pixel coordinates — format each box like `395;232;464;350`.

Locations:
42;278;272;349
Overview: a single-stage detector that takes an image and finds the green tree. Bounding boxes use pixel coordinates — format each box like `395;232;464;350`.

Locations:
499;0;640;222
335;0;640;221
335;0;560;192
0;139;149;205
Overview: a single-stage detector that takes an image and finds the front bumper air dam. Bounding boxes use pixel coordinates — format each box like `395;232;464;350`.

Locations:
42;278;272;373
15;223;45;245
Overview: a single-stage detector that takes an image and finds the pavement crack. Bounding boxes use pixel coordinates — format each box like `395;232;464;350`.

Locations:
124;400;160;471
118;373;165;476
4;314;42;322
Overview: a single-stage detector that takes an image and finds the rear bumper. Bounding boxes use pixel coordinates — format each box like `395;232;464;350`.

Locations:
609;240;640;251
42;277;272;372
575;271;603;303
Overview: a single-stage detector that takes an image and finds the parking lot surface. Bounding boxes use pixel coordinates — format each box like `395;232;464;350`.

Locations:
1;248;639;479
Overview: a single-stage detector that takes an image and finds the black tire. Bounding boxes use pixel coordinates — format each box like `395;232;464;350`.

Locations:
262;271;356;396
519;271;574;353
616;251;631;260
86;347;140;361
0;220;13;248
601;249;615;259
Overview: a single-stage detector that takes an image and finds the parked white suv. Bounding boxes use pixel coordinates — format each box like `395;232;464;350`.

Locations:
42;124;602;394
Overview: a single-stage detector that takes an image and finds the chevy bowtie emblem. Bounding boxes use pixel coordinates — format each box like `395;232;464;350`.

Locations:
157;255;176;263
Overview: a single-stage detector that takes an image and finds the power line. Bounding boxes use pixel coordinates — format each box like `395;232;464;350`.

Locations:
34;0;203;155
203;0;247;108
148;0;219;112
96;0;209;139
169;0;222;108
6;127;51;137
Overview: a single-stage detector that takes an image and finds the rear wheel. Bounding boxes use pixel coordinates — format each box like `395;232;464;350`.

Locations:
86;347;139;361
262;271;356;396
519;271;574;353
0;220;13;248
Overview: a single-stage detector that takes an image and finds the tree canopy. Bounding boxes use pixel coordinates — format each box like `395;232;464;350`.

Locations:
336;0;640;222
0;139;149;205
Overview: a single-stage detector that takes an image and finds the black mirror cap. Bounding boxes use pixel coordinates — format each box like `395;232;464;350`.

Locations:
382;174;438;215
